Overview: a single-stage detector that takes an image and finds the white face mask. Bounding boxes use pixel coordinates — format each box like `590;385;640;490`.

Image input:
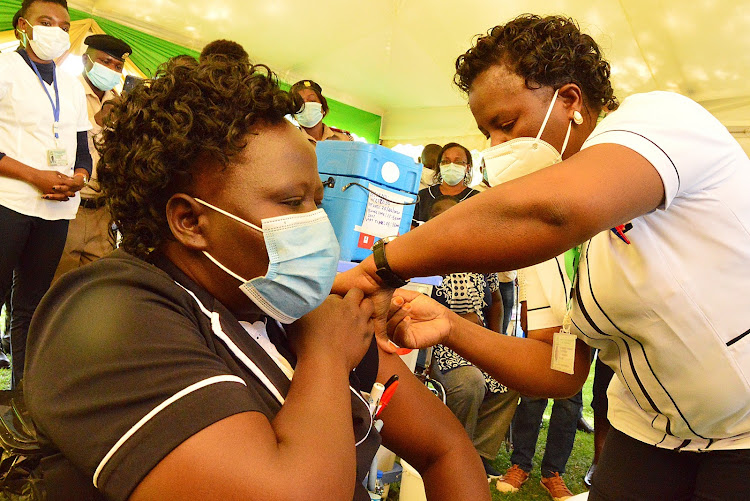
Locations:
22;23;70;61
439;163;466;186
420;166;436;186
295;101;324;128
481;89;573;187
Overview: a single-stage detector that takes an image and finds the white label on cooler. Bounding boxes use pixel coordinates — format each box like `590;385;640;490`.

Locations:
354;183;414;238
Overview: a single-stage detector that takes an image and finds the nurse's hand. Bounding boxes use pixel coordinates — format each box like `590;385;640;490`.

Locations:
332;257;397;353
288;288;375;372
387;289;458;350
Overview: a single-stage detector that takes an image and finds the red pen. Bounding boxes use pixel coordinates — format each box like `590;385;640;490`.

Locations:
375;380;400;418
612;224;631;244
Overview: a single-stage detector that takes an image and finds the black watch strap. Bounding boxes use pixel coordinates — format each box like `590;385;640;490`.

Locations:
372;237;408;289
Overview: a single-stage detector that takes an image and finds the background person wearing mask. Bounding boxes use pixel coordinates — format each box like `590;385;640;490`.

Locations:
53;34;132;281
0;9;26;372
0;0;92;386
411;142;478;228
336;14;750;500
290;79;353;142
419;143;442;190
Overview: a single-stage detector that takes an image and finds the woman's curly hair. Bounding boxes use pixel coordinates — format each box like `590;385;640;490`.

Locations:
455;14;618;112
97;55;301;259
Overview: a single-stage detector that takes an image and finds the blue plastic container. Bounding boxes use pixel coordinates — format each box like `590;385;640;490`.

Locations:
317;142;420;262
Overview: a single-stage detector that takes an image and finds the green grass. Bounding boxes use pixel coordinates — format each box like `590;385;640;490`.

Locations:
489;370;594;500
388;370;595;500
0;368;9;390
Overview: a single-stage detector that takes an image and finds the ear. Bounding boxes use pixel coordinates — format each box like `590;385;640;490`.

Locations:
17;17;29;35
165;194;210;251
557;83;585;121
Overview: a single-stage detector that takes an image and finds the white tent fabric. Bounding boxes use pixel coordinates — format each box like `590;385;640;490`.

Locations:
67;0;750;154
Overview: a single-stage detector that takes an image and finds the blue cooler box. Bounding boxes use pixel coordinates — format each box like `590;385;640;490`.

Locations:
317;142;420;262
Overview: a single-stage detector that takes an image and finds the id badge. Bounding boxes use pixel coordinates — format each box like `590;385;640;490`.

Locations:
47;149;68;167
550;331;577;375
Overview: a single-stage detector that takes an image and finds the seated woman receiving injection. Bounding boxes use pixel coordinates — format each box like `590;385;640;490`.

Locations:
24;56;488;501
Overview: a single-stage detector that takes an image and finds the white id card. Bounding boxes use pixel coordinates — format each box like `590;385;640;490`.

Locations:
550;331;577;374
47;149;68;167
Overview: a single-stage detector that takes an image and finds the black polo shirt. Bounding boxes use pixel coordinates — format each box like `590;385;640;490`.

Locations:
25;249;379;500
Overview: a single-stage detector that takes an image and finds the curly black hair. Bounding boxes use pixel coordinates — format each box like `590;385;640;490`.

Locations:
97;55;302;259
455;14;618;112
199;39;250;64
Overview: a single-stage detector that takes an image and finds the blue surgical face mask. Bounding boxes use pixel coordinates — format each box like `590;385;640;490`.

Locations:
86;55;122;92
295;101;324;128
194;199;341;324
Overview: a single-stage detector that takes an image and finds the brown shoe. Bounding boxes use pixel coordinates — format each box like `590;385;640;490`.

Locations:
540;472;573;501
495;464;529;493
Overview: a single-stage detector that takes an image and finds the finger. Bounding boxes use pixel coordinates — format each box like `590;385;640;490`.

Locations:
387;302;410;328
392;288;423;302
375;332;399;354
42;194;69;201
360;297;375;319
343;287;365;304
388;295;405;317
390;316;414;348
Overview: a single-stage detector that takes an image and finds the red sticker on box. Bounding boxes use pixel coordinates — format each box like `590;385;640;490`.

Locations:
358;233;375;249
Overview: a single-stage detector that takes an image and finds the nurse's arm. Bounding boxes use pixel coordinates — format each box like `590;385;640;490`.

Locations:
388;291;590;398
375;347;491;501
334;143;664;292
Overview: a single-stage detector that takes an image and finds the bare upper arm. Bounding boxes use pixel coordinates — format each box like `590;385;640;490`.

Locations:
375;347;474;471
528;143;665;242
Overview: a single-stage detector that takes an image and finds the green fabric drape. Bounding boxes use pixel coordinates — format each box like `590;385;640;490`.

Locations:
0;0;22;31
0;2;381;142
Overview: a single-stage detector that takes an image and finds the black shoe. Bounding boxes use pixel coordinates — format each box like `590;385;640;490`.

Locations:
584;463;596;489
577;416;594;433
481;457;502;480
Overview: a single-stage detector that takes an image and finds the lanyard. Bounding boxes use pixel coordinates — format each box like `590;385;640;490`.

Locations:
561;244;582;334
28;58;61;141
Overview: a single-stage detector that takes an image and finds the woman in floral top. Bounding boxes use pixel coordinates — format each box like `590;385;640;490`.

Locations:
427;198;520;479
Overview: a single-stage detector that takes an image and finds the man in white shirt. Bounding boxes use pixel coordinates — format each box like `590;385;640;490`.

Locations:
53;34;132;281
495;259;578;501
0;0;92;386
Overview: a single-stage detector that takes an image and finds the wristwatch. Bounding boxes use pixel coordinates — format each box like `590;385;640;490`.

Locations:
76;173;89;187
372;236;409;288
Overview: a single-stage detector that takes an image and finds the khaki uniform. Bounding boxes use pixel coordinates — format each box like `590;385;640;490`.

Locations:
53;76;117;282
300;124;353;143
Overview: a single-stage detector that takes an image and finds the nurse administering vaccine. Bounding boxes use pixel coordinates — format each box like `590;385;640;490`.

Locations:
336;14;750;500
0;0;92;386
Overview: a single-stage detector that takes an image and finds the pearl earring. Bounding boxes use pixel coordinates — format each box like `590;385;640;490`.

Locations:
573;111;584;125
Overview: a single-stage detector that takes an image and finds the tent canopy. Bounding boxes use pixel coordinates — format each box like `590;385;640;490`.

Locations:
4;1;750;151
